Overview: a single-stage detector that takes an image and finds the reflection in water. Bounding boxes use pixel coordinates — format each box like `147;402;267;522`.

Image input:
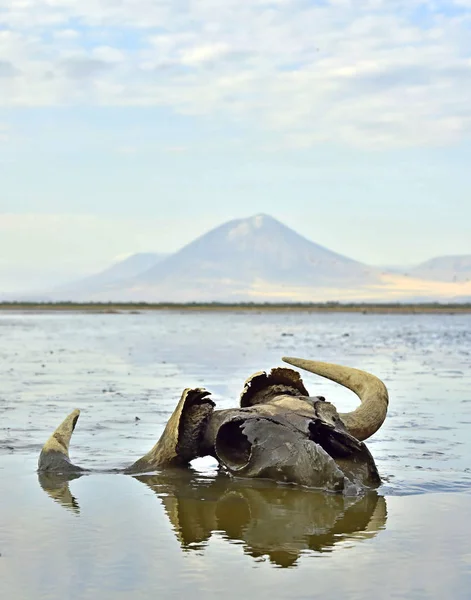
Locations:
38;469;387;568
37;471;82;514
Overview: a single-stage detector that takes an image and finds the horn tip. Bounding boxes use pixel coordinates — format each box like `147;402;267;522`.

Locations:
282;356;300;366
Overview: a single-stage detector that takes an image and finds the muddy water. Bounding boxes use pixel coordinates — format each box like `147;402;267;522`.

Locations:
0;311;470;598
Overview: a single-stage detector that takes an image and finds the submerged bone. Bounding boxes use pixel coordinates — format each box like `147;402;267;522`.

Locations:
207;391;381;489
215;416;347;492
38;409;84;473
282;357;389;441
125;388;215;473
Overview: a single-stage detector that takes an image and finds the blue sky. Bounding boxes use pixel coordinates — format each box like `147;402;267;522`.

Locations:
1;0;471;290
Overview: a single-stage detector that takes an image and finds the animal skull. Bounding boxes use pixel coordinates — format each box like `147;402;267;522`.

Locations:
38;358;389;493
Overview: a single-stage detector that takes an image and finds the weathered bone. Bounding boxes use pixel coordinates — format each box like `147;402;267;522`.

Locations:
38;409;84;473
239;368;309;407
202;385;381;490
214;416;347;492
36;359;387;492
282;357;389;441
125;388;215;473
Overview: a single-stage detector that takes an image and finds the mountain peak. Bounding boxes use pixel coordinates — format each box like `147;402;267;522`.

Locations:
226;213;276;240
236;213;278;227
249;213;273;226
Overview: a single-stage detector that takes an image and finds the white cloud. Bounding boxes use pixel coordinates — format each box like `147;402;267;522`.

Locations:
92;46;125;63
0;1;470;147
180;43;230;65
53;29;80;40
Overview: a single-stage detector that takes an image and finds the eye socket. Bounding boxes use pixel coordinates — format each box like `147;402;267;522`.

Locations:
215;420;252;471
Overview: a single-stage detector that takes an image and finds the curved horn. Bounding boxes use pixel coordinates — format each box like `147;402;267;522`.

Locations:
38;409;84;473
282;358;388;441
125;388;215;474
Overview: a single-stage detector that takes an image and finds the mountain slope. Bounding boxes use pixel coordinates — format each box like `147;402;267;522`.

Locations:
53;252;167;297
408;255;471;283
87;253;167;284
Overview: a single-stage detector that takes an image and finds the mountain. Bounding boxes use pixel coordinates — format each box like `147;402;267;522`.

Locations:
52;214;379;302
408;255;471;283
138;213;378;286
36;215;471;303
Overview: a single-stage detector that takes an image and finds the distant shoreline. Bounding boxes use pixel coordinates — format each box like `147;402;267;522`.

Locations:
1;302;471;314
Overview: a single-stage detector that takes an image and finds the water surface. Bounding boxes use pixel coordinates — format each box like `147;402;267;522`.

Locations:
1;311;470;598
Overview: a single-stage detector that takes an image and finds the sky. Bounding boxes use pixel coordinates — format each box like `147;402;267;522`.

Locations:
1;0;471;290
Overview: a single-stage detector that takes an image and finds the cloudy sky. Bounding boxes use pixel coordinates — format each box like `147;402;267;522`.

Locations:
1;0;471;290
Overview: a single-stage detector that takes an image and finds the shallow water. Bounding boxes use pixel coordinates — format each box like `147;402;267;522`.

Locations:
1;311;471;598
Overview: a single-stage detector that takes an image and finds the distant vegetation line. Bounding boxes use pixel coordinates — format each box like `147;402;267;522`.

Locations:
1;301;471;314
